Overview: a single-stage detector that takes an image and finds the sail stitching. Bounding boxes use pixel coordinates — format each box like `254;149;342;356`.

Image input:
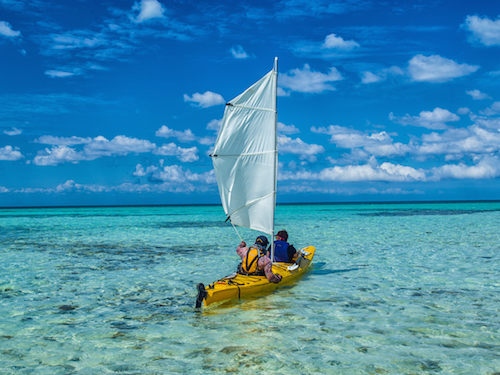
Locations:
211;150;275;158
229;103;276;113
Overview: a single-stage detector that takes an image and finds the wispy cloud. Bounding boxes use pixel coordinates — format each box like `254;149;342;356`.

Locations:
463;15;500;47
36;2;195;78
279;64;343;94
0;145;23;160
36;135;91;145
277;0;369;18
13;176;216;194
479;101;500;116
0;20;21;38
408;54;479;82
3;127;22;136
183;91;225;108
155;125;196;142
230;45;249;59
466;89;491;100
44;69;80;78
360;66;404;84
0;93;112;118
390;107;460;130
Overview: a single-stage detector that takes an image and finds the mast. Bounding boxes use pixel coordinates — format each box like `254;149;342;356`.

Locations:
271;57;278;264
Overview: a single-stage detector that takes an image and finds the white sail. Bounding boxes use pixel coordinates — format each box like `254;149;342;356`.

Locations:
211;65;277;235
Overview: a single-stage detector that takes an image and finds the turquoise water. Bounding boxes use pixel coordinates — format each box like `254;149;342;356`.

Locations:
1;202;499;374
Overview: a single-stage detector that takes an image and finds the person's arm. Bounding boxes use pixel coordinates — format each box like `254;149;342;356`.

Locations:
287;244;297;262
258;256;282;283
236;241;247;260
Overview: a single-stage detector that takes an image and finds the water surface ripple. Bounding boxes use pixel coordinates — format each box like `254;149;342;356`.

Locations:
1;202;499;374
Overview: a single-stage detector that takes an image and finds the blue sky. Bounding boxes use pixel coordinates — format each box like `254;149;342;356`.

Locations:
1;0;499;206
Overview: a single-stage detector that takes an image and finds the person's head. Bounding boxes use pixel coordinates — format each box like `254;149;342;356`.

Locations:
255;235;269;249
276;230;288;241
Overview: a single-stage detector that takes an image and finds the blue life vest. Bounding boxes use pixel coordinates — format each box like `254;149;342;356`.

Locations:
273;240;291;263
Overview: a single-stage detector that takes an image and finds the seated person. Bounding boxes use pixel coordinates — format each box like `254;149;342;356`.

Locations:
272;230;297;263
236;235;282;283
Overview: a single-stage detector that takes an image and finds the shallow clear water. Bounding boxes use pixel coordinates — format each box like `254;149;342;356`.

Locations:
1;202;499;374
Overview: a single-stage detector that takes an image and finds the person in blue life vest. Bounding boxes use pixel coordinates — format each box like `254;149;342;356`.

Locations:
272;229;298;263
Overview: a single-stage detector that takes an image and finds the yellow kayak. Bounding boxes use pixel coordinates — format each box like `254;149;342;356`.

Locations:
196;246;315;308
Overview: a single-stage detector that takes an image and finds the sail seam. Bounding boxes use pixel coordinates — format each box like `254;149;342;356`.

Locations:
229;103;276;113
211;150;275;158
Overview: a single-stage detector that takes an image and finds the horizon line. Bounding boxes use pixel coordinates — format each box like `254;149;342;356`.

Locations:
1;199;500;210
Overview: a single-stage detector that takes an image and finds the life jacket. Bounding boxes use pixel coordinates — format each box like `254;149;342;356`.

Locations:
238;245;266;275
273;240;291;263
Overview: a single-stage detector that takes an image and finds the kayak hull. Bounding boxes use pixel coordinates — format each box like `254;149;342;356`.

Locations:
197;246;315;307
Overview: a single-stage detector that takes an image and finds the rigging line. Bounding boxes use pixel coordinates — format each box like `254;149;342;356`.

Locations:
230;220;243;242
226;191;275;223
227;103;276;113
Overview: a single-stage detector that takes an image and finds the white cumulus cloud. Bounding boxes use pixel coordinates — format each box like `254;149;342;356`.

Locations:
361;71;383;84
431;156;500;180
463;15;500;46
83;135;155;158
33;145;84;166
206;119;221;131
280;64;343;94
134;0;165;23
322;33;359;50
137;161;215;184
183;91;225;108
312;125;410;157
278;135;324;162
154;142;199;162
280;159;425;182
0;20;21;38
389;107;460;130
278;122;300;135
408;54;479;82
466;89;490;100
33;135;156;165
0;145;23;161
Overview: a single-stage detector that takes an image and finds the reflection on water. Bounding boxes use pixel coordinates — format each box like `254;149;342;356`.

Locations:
0;202;499;374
